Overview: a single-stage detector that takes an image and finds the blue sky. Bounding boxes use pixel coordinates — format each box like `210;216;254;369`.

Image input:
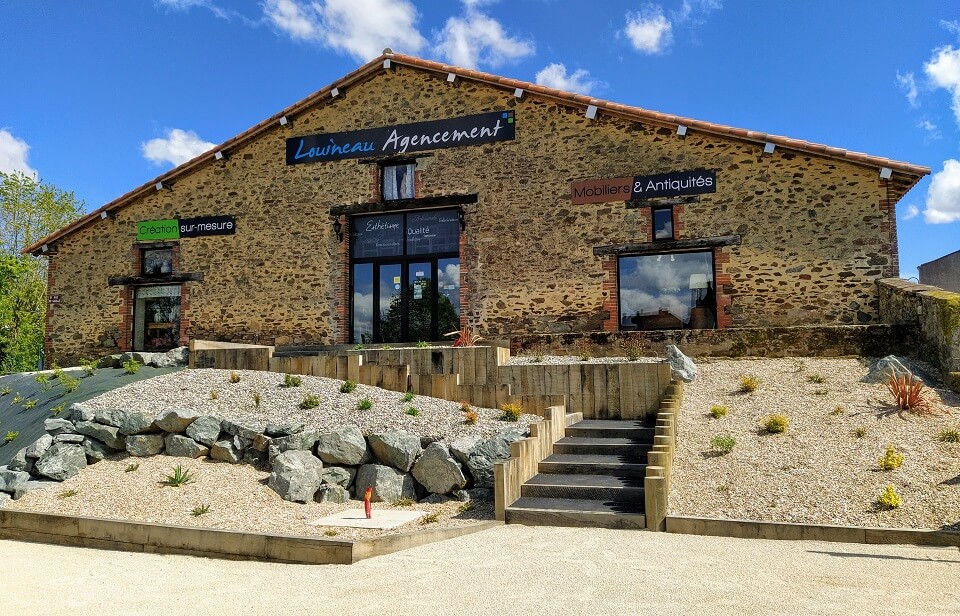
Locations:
1;1;959;278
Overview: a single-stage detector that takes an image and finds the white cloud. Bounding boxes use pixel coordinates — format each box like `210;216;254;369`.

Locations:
141;128;216;167
156;0;237;21
535;63;598;95
941;19;960;37
924;159;960;224
624;7;673;54
896;71;918;107
901;204;920;221
435;4;534;69
0;129;37;177
262;0;425;60
924;45;960;125
917;119;941;140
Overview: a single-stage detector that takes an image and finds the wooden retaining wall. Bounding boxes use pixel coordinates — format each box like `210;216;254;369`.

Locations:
645;381;683;531
189;340;274;371
493;406;580;521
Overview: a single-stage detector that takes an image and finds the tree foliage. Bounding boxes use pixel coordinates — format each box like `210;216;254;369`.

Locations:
0;171;84;372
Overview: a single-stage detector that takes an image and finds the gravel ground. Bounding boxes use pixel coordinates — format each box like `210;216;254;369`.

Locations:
671;357;960;530
80;369;540;442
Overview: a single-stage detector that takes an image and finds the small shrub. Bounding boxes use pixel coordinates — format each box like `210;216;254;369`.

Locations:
339;380;357;394
852;426;867;438
324;529;339;537
161;465;195;487
464;410;478;425
878;444;904;471
830;405;845;416
12;392;23;404
23;399;37;410
300;394;321;410
619;337;646;361
0;386;10;396
358;397;373;410
125;462;140;473
415;340;430;348
877;485;902;509
573;339;594;361
123;359;141;375
739;374;760;393
419;512;441;525
4;431;20;444
710;434;736;454
393;498;414;507
282;373;302;388
50;403;66;416
526;342;549;362
35;373;52;389
459;400;472;413
886;371;931;414
405;407;420;416
57;489;79;499
793;360;807;373
229;371;241;384
191;503;211;517
458;501;474;513
807;374;826;384
762;414;789;434
209;390;219;401
80;357;100;376
353;344;365;350
709;404;728;419
252;392;261;408
500;402;523;422
445;326;484;348
938;429;960;443
401;391;415;403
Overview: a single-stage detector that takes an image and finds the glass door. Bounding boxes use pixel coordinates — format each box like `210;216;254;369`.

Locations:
407;262;433;342
378;263;404;343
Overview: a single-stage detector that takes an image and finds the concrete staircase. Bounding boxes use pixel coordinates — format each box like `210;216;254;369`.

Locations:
504;419;655;529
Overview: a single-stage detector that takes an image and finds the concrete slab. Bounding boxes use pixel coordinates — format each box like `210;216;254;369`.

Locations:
309;509;425;530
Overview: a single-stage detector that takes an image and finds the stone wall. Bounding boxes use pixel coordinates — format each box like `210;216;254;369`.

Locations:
44;63;899;364
878;278;960;387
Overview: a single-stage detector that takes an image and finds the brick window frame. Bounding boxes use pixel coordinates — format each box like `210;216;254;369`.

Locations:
119;242;188;351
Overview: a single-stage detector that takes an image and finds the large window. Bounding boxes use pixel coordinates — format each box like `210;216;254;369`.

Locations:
133;285;181;351
619;251;715;330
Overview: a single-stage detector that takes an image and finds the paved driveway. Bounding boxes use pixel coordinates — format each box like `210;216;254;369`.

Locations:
2;525;958;615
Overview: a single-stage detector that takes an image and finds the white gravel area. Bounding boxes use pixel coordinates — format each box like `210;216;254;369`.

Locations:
671;357;960;530
80;369;539;442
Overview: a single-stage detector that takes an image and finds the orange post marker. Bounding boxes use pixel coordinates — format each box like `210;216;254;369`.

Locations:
364;487;373;519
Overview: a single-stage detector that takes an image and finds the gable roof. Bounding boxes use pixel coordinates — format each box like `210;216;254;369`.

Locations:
25;51;930;255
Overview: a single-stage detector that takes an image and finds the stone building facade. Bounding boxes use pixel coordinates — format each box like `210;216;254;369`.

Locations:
26;53;928;365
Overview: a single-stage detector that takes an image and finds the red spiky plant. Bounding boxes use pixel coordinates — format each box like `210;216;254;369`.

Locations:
886;370;933;415
445;326;484;347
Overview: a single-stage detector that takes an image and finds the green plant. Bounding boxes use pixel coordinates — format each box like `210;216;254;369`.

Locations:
813;388;828;396
458;501;474;513
500;402;523;422
50;402;66;416
464;410;478;425
4;431;20;444
382;345;393;350
419;512;441;525
353;344;365;350
252;392;261;408
57;488;79;499
229;371;241;384
852;426;867;438
573;338;594;361
709;404;728;419
23;399;37;409
300;394;321;409
762;414;789;434
123;359;141;375
401;391;415;403
619;337;647;361
125;462;140;473
710;434;736;454
877;485;902;509
191;503;211;517
406;407;420;416
161;465;195;487
11;392;23;404
80;357;100;376
339;379;357;394
878;444;904;471
830;405;845;416
0;386;10;396
415;340;430;348
35;373;52;390
324;529;339;537
793;360;807;373
739;374;760;393
358;397;373;410
393;498;414;507
938;429;960;443
282;373;302;388
209;390;219;401
807;374;826;384
886;371;931;415
526;342;549;362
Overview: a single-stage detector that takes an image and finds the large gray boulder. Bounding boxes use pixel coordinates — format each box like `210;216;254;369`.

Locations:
252;433;272;452
186;415;222;446
321;466;355;488
44;418;77;436
25;434;54;460
454;427;525;488
315;485;349;503
55;434;85;444
863;356;916;384
315;426;369;465
67;403;95;423
265;422;305;437
82;438;114;463
210;439;242;464
666;344;697;383
268;450;324;503
0;467;31;494
155;408;199;433
34;443;87;481
412;442;467;495
0;492;10;508
354;464;416;503
8;447;33;473
368;431;422;472
96;409;157;435
165;434;210;458
165;346;189;366
126;434;165;457
12;479;57;500
221;419;261;442
74;420;126;450
272;430;320;453
128;351;177;368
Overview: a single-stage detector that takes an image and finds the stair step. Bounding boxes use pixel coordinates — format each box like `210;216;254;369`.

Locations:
538;454;648;477
566;420;656;440
521;473;645;502
505;497;647;530
553;437;652;456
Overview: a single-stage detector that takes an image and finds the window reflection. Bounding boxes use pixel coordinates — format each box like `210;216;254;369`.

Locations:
619;251;715;330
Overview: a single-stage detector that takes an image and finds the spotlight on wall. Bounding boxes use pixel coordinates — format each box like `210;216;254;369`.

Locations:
214;150;229;161
331;87;340;98
99;211;111;220
41;244;49;253
332;217;343;242
879;167;893;180
514;88;524;99
446;72;457;83
585;105;598;120
763;142;776;155
383;59;392;69
676;124;688;137
155;181;172;191
279;116;289;126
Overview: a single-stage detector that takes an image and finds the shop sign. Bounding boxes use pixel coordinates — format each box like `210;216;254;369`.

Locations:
48;294;61;305
137;216;236;241
286;111;516;165
571;169;716;204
